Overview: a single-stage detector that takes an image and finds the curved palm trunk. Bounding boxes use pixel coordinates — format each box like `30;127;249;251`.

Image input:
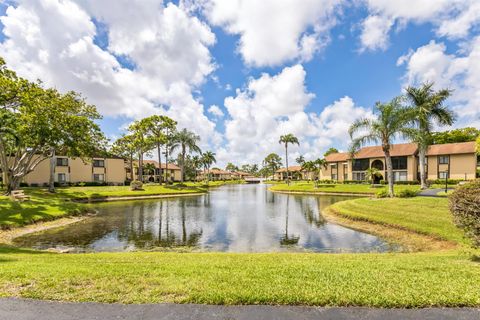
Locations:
157;143;163;185
384;150;394;197
164;146;169;184
418;147;427;189
48;148;56;193
285;143;289;185
129;153;134;181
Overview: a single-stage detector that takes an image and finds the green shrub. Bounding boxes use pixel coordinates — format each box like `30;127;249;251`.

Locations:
396;189;418;198
130;180;143;191
375;189;389;198
427;179;465;185
449;180;480;247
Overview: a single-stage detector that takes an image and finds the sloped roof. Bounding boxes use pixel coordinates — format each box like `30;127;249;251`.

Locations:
426;141;476;156
276;166;303;173
133;160;180;170
325;152;349;162
204;168;232;175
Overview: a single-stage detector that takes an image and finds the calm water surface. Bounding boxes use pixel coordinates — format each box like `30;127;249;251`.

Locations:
14;184;396;252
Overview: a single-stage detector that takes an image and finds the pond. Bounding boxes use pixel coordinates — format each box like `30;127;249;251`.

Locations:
14;184;397;252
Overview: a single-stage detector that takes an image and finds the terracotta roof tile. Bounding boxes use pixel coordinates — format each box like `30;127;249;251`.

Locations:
276;166;303;172
426;141;476;156
325;152;349;162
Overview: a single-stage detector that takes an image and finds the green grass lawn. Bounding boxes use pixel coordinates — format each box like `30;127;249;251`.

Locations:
0;248;478;306
1;182;479;307
269;181;421;195
327;197;468;246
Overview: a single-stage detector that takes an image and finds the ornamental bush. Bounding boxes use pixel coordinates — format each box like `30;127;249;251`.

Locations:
396;189;418;198
449;180;480;247
130;180;143;191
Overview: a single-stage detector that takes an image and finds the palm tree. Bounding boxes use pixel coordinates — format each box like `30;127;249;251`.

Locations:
405;82;455;189
296;155;305;166
170;129;201;182
191;155;202;181
143;162;156;181
201;151;216;184
314;158;327;187
349;97;412;197
365;167;381;187
279;134;299;185
301;161;316;181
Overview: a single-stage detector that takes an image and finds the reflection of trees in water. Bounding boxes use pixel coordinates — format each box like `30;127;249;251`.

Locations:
280;195;300;246
293;196;326;228
119;200;203;249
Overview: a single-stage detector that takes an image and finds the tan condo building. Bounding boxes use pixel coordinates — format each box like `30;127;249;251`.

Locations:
321;141;479;183
130;160;182;182
13;155;127;186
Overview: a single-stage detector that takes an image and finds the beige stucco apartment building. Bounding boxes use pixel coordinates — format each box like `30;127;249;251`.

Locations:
321;141;478;182
131;160;182;182
16;156;126;186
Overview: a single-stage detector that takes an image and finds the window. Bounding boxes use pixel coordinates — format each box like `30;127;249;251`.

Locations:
93;159;105;167
57;173;66;183
391;157;407;170
93;174;105;182
344;173;348;181
439;171;449;179
393;171;407;182
56;158;68;166
352;159;369;171
352;172;366;181
330;164;337;169
477;155;480;166
332;174;338;181
438;156;449;165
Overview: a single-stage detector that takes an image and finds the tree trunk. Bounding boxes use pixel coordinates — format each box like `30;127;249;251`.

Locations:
385;150;394;197
418;147;427;189
165;145;169;184
138;152;143;182
180;145;186;183
6;172;20;195
157;143;163;185
129;154;134;181
285;144;289;185
48;149;56;193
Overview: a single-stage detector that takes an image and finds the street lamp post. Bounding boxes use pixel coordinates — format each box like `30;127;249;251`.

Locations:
445;170;449;194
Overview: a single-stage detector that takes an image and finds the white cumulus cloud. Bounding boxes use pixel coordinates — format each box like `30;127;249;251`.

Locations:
0;0;221;148
200;0;342;67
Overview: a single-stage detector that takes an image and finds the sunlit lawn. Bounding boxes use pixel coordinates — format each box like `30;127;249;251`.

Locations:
269;181;421;194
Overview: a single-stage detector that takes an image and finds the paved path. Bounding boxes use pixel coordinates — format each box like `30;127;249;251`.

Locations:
419;188;451;197
1;298;479;320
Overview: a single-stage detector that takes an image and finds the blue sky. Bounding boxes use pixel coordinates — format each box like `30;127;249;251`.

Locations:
0;1;478;166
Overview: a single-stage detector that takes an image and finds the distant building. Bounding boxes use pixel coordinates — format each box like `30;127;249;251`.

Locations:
131;160;181;182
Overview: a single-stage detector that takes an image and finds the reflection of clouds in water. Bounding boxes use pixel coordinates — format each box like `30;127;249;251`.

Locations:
16;185;393;252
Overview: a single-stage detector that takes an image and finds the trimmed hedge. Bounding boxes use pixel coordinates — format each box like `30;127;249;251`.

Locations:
449;180;480;247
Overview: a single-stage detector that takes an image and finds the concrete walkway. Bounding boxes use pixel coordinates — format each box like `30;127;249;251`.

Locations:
0;298;479;320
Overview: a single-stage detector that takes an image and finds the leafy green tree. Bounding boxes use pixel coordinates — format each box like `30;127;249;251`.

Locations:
141;115;177;184
143;162;156;176
279;134;300;185
225;162;238;172
191;155;202;181
111;134;136;181
170;129;201;182
263;153;282;178
323;147;339;157
0;60;106;193
405;82;455;189
349;97;412;197
431;127;480;144
201;151;216;184
301;161;316;181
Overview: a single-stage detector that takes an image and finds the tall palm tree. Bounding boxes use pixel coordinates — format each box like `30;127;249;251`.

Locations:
191;155;202;181
349;97;412;197
405;82;455;189
296;155;305;166
170;128;201;182
314;158;327;186
201;151;216;184
301;160;316;181
279;134;299;185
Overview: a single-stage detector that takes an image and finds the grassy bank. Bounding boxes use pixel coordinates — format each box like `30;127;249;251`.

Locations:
327;197;468;246
0;247;478;306
269;181;421;195
0;181;241;229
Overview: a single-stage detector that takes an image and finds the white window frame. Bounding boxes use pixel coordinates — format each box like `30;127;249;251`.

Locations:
93;173;105;182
